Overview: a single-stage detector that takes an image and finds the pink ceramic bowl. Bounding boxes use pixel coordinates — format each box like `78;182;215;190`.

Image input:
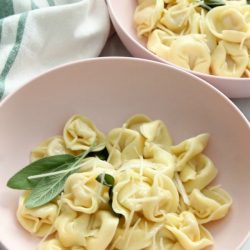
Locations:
0;58;250;250
107;0;250;98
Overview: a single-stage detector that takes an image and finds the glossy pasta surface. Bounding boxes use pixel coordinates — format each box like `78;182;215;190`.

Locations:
15;114;232;250
134;0;250;77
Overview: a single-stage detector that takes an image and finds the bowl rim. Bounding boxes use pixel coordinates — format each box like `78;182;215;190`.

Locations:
106;0;250;82
1;57;249;128
0;56;250;249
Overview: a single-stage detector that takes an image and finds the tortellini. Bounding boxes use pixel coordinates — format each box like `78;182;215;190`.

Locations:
199;10;217;52
189;186;233;224
181;154;218;193
240;5;250;23
112;220;186;250
206;6;249;43
134;0;250;77
168;35;211;74
106;128;144;168
55;205;119;249
126;114;173;150
125;113;151;131
160;1;200;34
171;133;210;171
143;143;176;177
54;205;89;247
63;115;105;152
112;161;179;222
184;11;201;35
145;226;186;250
171;135;218;196
30;136;71;162
165;211;213;250
148;32;212;74
111;219;154;250
37;239;65;250
147;29;173;60
62;159;115;214
16;114;233;250
17;191;58;237
211;41;249;77
140;119;173;150
160;2;191;33
106;116;173;168
134;0;165;36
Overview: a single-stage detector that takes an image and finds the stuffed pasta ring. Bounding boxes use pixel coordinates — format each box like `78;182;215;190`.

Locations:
159;2;192;33
167;35;211;74
61;158;115;214
63;115;105;152
206;6;250;43
189;186;233;224
165;211;213;250
55;205;118;249
112;161;179;222
30;136;72;162
211;41;249;77
17;191;58;237
134;0;164;37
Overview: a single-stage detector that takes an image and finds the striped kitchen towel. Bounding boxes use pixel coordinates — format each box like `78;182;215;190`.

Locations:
0;0;110;99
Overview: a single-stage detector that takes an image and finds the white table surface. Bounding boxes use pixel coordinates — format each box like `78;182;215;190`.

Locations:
0;33;249;250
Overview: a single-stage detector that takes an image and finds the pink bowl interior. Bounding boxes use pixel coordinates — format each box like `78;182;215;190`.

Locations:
0;58;250;250
107;0;250;98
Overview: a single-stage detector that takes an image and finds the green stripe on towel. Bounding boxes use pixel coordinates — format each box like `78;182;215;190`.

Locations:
0;0;15;19
0;13;28;99
0;19;3;43
31;0;39;9
47;0;56;6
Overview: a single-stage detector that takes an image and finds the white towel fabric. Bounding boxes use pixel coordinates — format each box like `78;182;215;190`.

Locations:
0;0;110;99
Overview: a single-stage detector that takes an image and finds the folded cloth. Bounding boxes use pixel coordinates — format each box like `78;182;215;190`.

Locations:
0;0;110;99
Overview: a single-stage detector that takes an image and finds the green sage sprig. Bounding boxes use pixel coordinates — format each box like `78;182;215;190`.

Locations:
7;144;107;208
7;154;76;190
199;0;225;11
96;173;115;187
96;173;122;218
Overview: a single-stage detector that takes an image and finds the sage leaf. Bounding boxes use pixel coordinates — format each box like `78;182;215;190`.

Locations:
200;0;225;11
96;173;115;187
199;3;212;10
89;147;109;161
96;173;122;217
108;187;122;218
204;0;224;6
24;146;95;208
7;143;105;190
7;142;107;208
7;154;76;190
25;168;72;208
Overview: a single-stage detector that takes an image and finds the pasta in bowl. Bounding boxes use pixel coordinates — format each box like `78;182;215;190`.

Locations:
107;0;250;98
6;114;233;250
0;58;249;250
